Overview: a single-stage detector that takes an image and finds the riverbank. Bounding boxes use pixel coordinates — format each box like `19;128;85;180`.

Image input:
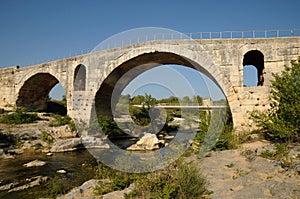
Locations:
0;115;299;198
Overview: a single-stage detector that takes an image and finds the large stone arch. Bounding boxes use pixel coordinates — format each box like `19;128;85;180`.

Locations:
16;72;66;112
93;44;234;122
95;44;228;95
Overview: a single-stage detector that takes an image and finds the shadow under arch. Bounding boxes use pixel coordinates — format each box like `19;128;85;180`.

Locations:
16;73;67;115
74;64;87;91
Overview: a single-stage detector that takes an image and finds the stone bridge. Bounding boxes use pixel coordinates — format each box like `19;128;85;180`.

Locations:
0;36;300;132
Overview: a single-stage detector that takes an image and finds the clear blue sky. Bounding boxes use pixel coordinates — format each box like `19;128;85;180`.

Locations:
0;0;299;99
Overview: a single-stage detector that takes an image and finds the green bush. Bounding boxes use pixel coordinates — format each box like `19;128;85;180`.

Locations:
96;115;124;137
93;159;207;198
128;159;206;199
195;106;236;152
40;131;54;145
94;164;138;195
0;110;40;124
252;58;300;143
49;114;76;131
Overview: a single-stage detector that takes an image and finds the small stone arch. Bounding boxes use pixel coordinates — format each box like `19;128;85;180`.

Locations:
243;50;265;86
74;64;86;91
16;73;65;113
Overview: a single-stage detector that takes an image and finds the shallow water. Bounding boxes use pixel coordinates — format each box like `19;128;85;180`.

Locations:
0;149;97;198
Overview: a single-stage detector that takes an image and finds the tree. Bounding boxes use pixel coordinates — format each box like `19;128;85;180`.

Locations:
130;95;145;105
252;58;300;142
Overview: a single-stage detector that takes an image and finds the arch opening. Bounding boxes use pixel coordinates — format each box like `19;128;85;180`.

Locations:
94;52;232;144
17;73;67;115
95;52;225;118
243;50;265;86
74;64;86;91
243;65;258;86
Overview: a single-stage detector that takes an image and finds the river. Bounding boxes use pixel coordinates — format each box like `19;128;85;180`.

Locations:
0;149;97;198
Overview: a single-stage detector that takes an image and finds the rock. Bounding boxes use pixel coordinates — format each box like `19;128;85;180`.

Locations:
0;149;4;156
23;160;47;167
164;135;175;140
197;148;300;199
57;169;67;174
51;125;76;139
247;134;260;140
288;146;300;159
81;136;110;149
102;183;135;199
57;179;99;199
0;182;19;191
8;176;48;192
50;138;82;152
8;148;24;155
127;133;161;151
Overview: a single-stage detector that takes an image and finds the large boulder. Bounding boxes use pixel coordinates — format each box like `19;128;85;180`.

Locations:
127;133;162;151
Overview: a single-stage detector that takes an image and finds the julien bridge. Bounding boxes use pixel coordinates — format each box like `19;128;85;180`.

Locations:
0;29;300;132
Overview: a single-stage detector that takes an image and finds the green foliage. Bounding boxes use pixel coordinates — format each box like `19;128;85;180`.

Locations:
129;94;158;126
49;114;76;131
252;58;300;142
93;159;206;198
40;131;54;145
43;175;69;197
130;159;206;199
0;110;40;124
260;143;290;162
213;107;236;151
32;163;96;198
129;106;151;126
195;106;236;152
158;96;180;105
94;164;138;195
97;115;124;137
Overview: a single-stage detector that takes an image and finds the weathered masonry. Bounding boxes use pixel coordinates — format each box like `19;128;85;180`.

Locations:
0;37;300;132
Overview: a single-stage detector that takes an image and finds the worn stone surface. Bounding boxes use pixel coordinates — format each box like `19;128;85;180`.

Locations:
102;183;135;199
8;176;48;192
51;125;77;139
127;133;160;151
50;138;82;152
23;159;47;167
194;145;300;199
81;136;110;149
0;37;300;132
57;179;100;199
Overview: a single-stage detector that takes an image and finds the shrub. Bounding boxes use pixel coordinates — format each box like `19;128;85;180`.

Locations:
251;58;300;143
49;114;76;131
128;159;206;199
0;110;40;124
40;131;54;145
94;164;138;195
96;115;124;137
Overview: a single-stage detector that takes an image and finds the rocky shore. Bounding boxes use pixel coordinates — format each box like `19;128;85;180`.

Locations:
0;117;299;198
